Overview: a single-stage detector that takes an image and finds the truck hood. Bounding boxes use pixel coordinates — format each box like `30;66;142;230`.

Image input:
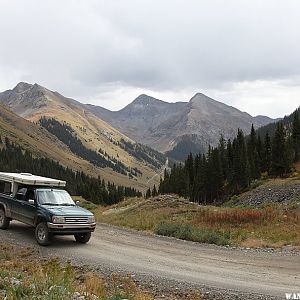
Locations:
42;205;93;216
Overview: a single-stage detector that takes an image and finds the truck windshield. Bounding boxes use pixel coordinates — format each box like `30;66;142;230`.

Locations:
37;189;75;206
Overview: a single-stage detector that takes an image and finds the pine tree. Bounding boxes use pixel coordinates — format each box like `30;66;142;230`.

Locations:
185;152;194;196
291;109;300;162
271;123;291;176
208;147;223;202
152;185;158;197
145;188;151;198
218;135;228;180
0;138;141;205
232;129;250;192
256;134;263;172
261;132;272;174
247;124;260;180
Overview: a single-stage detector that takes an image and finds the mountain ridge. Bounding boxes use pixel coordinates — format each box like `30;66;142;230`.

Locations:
85;92;276;160
0;82;278;162
0;83;166;191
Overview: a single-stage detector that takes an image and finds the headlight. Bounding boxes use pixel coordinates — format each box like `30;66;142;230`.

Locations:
88;216;95;223
52;216;66;224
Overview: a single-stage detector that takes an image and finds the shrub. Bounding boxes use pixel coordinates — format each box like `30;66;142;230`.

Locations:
155;222;230;246
193;207;278;226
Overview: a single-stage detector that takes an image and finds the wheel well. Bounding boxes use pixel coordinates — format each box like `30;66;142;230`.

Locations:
35;216;47;226
0;204;5;212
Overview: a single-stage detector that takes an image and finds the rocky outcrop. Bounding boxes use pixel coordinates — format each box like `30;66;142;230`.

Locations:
87;93;275;160
234;178;300;208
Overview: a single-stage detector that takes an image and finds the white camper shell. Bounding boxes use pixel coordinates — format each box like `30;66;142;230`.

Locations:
0;172;66;196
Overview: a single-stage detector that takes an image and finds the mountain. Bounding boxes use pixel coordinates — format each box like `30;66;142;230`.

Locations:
86;93;276;160
0;83;166;191
256;107;300;138
0;104;97;175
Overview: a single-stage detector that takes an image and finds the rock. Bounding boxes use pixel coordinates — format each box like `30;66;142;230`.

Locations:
235;180;300;208
10;277;21;286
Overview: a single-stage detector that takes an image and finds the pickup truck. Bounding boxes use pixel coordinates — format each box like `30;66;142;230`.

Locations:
0;172;96;246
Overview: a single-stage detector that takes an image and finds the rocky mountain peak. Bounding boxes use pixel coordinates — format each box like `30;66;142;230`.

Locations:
189;92;221;105
131;94;165;106
13;82;33;93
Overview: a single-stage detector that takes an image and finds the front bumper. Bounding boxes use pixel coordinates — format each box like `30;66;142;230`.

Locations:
47;222;96;235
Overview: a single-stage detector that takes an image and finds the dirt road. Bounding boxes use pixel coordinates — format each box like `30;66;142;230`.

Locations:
1;222;299;299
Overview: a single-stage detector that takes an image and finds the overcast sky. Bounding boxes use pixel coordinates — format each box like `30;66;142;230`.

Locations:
0;0;299;118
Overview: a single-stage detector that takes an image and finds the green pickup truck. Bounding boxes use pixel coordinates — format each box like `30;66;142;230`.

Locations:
0;172;96;246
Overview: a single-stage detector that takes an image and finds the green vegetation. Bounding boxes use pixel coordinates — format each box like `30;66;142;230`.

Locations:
165;134;206;162
118;138;166;170
0;137;142;205
0;245;151;300
96;195;300;248
72;196;98;212
155;223;230;246
159;109;300;204
257;107;300;139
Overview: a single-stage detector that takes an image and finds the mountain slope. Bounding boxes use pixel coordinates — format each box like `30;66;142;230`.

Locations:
0;83;166;190
256;107;300;138
86;93;275;160
0;104;96;174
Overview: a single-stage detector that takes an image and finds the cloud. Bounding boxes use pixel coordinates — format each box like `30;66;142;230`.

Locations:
0;0;299;117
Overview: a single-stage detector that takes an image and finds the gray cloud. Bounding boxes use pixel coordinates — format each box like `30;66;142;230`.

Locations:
0;0;299;117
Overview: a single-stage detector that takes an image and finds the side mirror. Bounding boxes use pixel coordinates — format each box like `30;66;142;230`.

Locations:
76;200;80;206
28;199;35;205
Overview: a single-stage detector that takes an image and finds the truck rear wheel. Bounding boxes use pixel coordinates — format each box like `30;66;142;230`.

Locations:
0;208;10;229
74;232;91;244
35;222;53;246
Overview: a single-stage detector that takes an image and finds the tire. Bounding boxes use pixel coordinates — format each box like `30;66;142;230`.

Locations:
35;222;53;246
0;208;10;229
74;232;91;244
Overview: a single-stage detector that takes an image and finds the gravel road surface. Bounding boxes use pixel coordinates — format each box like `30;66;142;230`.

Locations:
0;221;299;299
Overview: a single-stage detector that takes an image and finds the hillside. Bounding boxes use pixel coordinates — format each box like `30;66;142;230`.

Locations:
0;83;166;191
231;177;300;208
86;93;275;160
0;104;93;173
93;194;300;248
256;107;300;138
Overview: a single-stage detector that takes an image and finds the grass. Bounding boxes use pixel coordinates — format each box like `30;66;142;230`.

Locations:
94;195;300;249
0;244;152;300
72;196;98;212
155;223;230;246
0;245;204;300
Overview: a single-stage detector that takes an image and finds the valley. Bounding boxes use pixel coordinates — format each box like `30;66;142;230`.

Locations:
0;82;299;300
0;83;166;192
1;3;300;299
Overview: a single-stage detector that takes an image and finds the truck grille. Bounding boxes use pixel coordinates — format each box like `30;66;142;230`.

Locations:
64;216;89;224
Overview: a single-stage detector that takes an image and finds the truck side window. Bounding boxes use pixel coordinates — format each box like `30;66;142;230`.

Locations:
0;180;11;195
25;190;35;201
16;188;27;201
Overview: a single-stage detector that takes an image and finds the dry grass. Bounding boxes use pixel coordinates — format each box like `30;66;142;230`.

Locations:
0;244;204;300
0;103;160;192
0;244;153;300
95;195;300;248
27;97;162;191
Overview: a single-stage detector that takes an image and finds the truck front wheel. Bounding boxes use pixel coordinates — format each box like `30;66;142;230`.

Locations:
74;232;91;244
35;222;53;246
0;208;10;229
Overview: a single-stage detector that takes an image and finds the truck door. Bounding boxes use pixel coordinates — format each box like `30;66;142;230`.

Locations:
11;187;27;220
12;188;36;226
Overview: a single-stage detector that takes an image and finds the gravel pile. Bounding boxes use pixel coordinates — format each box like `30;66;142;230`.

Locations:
235;179;300;207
